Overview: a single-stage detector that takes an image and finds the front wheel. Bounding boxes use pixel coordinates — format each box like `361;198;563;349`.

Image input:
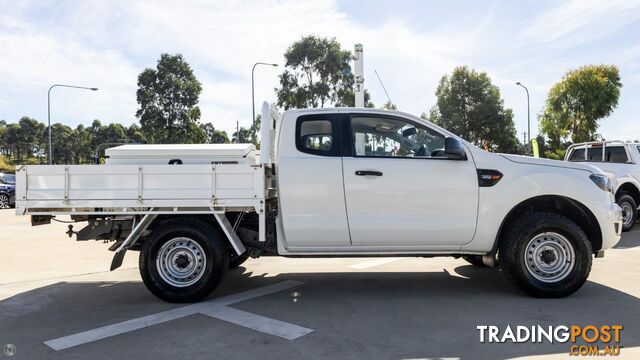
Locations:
616;193;637;232
139;218;229;303
499;212;592;298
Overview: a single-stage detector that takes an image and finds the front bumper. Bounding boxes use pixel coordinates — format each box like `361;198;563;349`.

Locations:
595;201;623;251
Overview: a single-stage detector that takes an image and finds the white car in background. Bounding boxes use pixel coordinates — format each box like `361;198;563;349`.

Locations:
565;141;640;231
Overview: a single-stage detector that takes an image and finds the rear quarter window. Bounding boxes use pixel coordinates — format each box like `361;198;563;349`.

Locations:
295;116;340;157
568;148;585;161
604;146;628;163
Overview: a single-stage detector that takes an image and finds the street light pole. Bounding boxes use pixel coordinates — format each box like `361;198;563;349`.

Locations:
48;84;98;164
516;82;530;154
251;62;278;133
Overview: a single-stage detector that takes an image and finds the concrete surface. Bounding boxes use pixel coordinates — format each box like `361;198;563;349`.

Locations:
0;208;639;359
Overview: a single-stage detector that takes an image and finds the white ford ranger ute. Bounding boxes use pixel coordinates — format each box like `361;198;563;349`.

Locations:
16;104;622;302
565;141;640;232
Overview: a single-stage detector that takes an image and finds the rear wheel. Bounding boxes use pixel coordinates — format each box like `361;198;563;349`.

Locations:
499;212;592;298
139;218;228;303
616;193;637;232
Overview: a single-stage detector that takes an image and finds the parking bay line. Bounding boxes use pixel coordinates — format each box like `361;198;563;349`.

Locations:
44;280;313;351
201;306;313;340
349;257;402;270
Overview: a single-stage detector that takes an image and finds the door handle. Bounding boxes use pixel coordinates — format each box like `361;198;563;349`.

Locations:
355;170;383;176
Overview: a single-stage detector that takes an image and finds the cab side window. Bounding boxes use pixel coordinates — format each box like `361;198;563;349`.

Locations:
296;117;339;156
350;116;446;158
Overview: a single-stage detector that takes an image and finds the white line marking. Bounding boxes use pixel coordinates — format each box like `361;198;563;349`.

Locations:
209;280;304;306
45;280;311;351
202;306;313;340
349;257;402;269
45;307;197;351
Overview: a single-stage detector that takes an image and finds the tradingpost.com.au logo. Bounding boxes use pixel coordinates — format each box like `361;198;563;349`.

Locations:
477;325;623;356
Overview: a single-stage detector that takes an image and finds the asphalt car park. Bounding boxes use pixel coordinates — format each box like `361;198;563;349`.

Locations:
1;208;639;359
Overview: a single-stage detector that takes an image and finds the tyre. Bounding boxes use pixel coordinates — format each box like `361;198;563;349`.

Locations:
616;193;637;232
229;252;250;269
499;212;592;298
462;255;487;267
139;218;229;303
0;194;9;209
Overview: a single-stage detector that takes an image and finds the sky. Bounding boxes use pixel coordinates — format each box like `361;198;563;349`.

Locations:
1;0;639;141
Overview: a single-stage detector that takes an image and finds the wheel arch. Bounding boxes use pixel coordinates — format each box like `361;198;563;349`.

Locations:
615;181;640;205
138;214;245;255
494;195;603;253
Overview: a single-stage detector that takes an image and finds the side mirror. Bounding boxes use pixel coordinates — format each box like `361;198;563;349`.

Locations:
444;137;466;160
402;127;417;137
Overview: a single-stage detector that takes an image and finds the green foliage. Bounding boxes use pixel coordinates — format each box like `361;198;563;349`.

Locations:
200;122;230;144
0;117;149;165
1;117;46;162
1;52;230;164
232;127;253;144
382;101;397;110
540;64;622;144
276;36;374;110
0;155;15;172
544;148;567;160
427;66;518;152
136;53;205;143
249;115;261;147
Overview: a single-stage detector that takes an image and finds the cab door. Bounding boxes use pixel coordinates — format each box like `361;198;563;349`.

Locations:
341;114;478;248
276;113;352;250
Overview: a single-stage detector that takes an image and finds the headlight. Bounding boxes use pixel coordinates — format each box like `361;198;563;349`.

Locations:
590;174;612;193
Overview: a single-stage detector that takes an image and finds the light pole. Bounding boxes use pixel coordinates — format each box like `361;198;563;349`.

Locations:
48;84;98;164
251;62;278;134
516;82;530;154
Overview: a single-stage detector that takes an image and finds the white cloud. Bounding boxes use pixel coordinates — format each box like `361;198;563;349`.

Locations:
0;0;486;135
0;0;638;142
521;0;640;45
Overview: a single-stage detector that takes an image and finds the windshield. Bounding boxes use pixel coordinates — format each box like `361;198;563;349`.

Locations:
1;174;15;184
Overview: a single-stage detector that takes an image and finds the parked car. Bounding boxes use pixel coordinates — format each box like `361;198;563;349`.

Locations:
565;141;640;231
0;172;16;208
15;104;622;302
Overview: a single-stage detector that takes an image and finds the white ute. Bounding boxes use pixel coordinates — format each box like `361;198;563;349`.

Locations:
16;103;622;302
565;141;640;231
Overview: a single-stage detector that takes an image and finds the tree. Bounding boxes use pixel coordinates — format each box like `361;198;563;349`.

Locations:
426;66;518;152
382;101;397;110
232;127;252;144
540;64;622;144
106;123;127;141
4;124;20;160
276;36;371;110
71;124;93;164
2;117;45;161
0;121;7;157
200;122;229;144
249;115;261;146
50;123;74;164
126;124;147;144
136;53;204;143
